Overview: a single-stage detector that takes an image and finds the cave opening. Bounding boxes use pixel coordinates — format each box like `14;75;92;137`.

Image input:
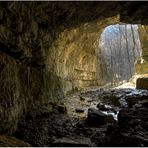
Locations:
98;24;141;88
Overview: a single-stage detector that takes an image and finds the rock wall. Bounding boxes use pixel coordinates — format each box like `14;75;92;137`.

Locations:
52;22;99;93
0;1;148;134
0;2;64;134
54;15;119;93
135;25;148;74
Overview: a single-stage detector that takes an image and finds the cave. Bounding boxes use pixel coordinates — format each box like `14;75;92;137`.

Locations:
0;1;148;147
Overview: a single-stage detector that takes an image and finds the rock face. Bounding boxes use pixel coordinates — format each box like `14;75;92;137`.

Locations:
135;25;148;87
51;137;91;147
0;135;31;147
136;76;148;89
115;107;148;146
87;108;106;125
0;1;148;134
87;108;115;126
135;25;148;75
75;108;85;113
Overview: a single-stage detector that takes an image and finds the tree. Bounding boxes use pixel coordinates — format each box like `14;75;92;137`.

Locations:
99;24;141;87
125;24;132;79
130;25;136;63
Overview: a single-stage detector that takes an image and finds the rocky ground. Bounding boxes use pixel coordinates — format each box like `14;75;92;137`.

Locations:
13;83;148;146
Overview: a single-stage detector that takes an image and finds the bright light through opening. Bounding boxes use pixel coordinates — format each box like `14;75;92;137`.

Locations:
99;24;141;87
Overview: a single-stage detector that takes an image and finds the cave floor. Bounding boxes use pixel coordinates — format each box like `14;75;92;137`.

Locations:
13;83;148;147
65;82;135;118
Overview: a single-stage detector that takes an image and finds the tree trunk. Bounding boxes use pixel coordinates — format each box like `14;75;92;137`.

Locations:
130;25;136;63
118;24;122;83
109;42;114;86
125;24;132;80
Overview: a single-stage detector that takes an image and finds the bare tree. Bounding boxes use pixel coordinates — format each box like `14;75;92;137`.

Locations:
130;25;136;63
99;24;141;87
118;24;122;84
125;24;132;79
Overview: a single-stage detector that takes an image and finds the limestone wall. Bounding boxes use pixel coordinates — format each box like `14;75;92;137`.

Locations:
135;25;148;74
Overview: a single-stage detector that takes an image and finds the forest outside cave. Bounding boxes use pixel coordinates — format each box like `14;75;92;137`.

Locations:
98;24;141;88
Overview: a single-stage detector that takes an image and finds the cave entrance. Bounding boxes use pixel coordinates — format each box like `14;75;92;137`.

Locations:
98;24;141;87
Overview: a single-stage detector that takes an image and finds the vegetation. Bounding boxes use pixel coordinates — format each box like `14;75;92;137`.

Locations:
99;24;141;86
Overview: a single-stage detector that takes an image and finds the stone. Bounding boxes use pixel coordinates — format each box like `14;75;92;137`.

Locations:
0;135;31;147
87;108;106;125
64;81;73;94
99;94;120;106
136;76;148;89
118;107;148;145
126;95;148;107
75;108;85;113
97;103;112;111
135;25;148;75
139;100;148;108
56;105;67;114
79;95;85;101
102;107;148;146
118;98;128;108
100;88;104;91
51;137;92;147
31;19;38;40
134;103;142;108
87;108;115;126
105;114;115;123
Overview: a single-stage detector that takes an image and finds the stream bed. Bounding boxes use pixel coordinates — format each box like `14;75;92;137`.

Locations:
13;86;148;146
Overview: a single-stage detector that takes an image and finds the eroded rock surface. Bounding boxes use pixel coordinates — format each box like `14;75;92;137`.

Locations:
0;135;31;147
136;76;148;89
86;108;115;126
11;87;148;146
103;107;148;146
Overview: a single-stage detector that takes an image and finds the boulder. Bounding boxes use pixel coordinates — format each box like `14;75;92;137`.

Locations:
97;103;118;114
97;103;112;111
126;95;148;107
115;107;148;146
139;100;148;108
99;94;120;106
106;114;115;123
79;95;85;101
56;105;67;114
51;137;92;147
136;76;148;90
97;103;107;111
75;108;85;113
86;108;115;125
79;95;93;102
134;103;143;108
87;108;106;125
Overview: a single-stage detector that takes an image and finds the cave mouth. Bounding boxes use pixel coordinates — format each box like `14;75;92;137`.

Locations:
98;24;141;88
